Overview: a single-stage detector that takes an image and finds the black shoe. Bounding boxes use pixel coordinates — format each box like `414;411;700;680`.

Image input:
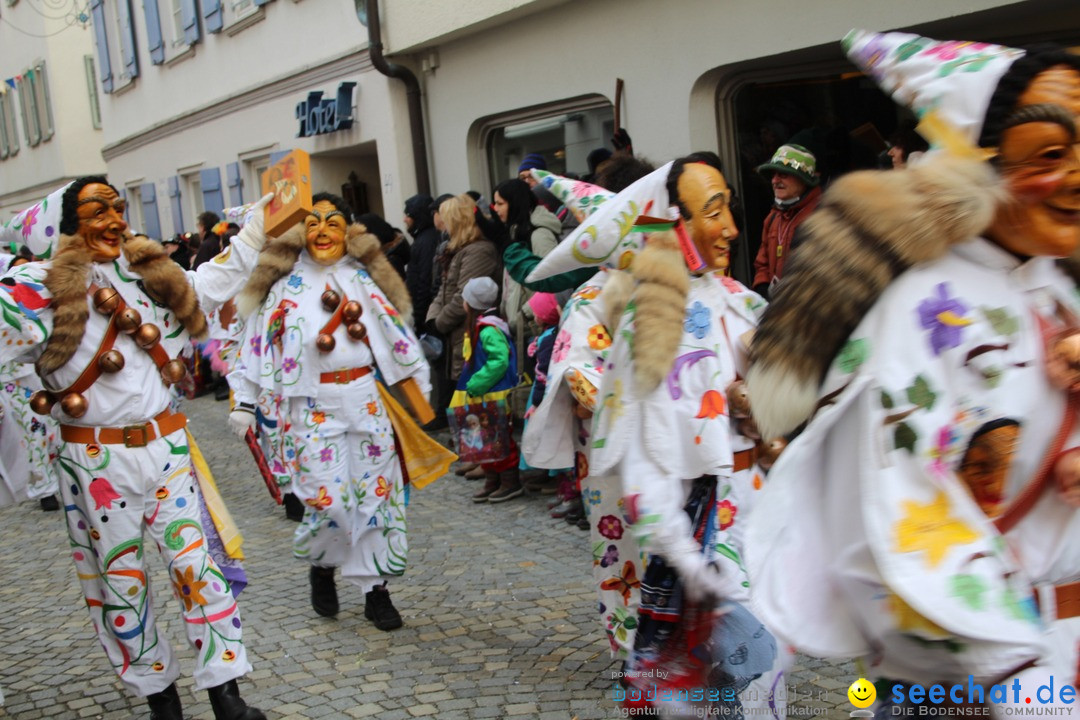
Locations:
364;583;403;631
207;679;266;720
147;683;183;720
283;492;304;522
39;495;60;512
310;566;339;618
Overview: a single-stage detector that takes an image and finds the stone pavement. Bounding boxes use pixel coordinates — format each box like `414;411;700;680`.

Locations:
0;394;854;719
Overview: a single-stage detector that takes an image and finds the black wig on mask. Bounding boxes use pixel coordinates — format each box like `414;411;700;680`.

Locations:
59;176;115;236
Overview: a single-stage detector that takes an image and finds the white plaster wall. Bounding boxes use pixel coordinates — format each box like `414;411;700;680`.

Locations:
382;0;572;52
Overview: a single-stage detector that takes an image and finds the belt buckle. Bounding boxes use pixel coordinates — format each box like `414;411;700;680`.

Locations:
334;369;350;384
122;424;150;447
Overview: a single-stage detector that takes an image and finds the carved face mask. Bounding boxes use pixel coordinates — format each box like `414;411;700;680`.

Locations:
957;420;1020;517
305;200;347;265
76;183;128;263
676;163;739;272
989;65;1080;258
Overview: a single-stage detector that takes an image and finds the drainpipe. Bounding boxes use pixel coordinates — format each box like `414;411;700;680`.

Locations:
362;0;431;196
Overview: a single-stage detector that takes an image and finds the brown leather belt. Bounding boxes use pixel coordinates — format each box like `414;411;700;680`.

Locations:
734;447;758;473
1034;580;1080;620
60;409;187;447
319;366;372;384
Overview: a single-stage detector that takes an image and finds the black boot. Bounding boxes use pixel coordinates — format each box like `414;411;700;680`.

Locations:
310;566;339;617
364;583;403;631
207;679;266;720
38;495;60;511
283;492;304;522
146;683;183;720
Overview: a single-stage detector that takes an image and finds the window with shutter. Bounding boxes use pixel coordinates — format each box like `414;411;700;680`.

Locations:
16;74;40;147
203;0;223;33
0;90;18;158
141;183;163;240
199;168;225;215
31;61;54;141
168;176;184;234
180;0;200;45
84;56;102;129
89;0;113;93
143;0;165;64
126;185;144;232
226;162;244;205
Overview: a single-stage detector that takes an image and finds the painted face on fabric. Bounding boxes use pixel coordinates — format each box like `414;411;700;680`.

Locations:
676;163;739;272
305;200;347;265
76;183;128;263
989;65;1080;258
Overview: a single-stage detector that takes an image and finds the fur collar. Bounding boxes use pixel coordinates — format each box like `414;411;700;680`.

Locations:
236;222;413;324
38;232;206;376
746;156;1004;438
628;230;690;393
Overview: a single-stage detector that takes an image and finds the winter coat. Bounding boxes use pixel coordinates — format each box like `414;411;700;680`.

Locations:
427;237;501;379
382;236;411;280
752;185;822;295
501;205;562;335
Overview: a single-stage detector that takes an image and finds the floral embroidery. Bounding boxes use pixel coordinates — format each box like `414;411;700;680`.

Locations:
20;204;40;238
88;477;122;510
375;475;389;498
587;324;612;351
684;301;711;339
606;605;638;644
695;390;725;420
599;544;619;568
287;274;303;289
393;340;409;355
597;514;624;540
311;411;326;425
305;486;333;510
600;561;640;605
173;566;209;611
918;283;973;356
366;401;379;415
318;447;334;463
719;275;744;294
367;444;382;459
716;499;737;531
282;357;298;373
585;488;601;506
893;490;979;568
552;329;571;363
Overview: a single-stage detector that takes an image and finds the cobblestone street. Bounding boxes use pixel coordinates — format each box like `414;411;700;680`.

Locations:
0;394;853;719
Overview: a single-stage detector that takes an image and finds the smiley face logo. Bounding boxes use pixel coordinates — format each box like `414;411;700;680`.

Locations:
848;677;876;709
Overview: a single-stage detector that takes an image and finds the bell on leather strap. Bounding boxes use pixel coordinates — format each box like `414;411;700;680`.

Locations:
321;289;341;312
115;307;142;334
316;333;336;353
346;322;367;341
725;380;751;418
98;349;125;373
1047;328;1080;392
160;359;187;385
29;390;55;415
60;392;89;418
134;323;161;349
92;287;121;315
758;437;788;471
342;301;362;323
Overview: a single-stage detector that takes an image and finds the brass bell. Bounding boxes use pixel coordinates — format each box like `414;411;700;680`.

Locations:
134;323;161;349
726;380;751;418
321;289;341;312
316;333;336;353
346;322;367;341
60;392;89;418
736;416;761;441
758;437;789;472
115;307;142;334
29;390;55;415
160;358;187;385
93;287;121;315
98;349;125;373
342;301;362;323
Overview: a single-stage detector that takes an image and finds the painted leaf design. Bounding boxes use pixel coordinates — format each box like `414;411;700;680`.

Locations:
880;390;895;409
906;375;937;410
836;338;870;374
950;573;987;611
894;422;918;453
982;307;1019;337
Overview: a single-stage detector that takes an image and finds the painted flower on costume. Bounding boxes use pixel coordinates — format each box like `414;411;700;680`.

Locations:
282;357;298;373
393;340;409;355
600;561;640;604
684;301;711;339
893;490;979;568
375;475;389;498
600;544;619;568
173;566;209;611
20;204;40;238
719;275;745;294
311;411;326;425
597;514;624;540
287;274;303;289
716;499;737;531
367;444;382;459
587;324;613;351
918;283;973;356
318;447;334;463
306;486;333;510
366;401;379;415
88;477;122;510
552;329;571;363
695;390;725;420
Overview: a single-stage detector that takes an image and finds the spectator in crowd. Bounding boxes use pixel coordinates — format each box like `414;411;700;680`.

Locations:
582;147;613;184
403;193;439;332
357;213;409;280
887;121;930;168
752;143;822;299
191;211;222;269
162;233;192;270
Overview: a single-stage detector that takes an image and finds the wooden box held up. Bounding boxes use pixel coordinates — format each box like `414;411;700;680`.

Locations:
261;149;313;238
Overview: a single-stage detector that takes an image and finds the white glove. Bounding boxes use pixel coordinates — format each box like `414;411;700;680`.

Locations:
228;403;257;440
236;193;275;250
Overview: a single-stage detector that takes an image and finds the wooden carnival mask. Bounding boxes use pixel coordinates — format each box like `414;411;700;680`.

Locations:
76;183;128;263
675;163;738;273
305;199;348;266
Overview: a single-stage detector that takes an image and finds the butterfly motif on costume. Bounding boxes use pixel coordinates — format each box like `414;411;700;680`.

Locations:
601;560;641;605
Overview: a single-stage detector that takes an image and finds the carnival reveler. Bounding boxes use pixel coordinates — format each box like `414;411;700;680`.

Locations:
231;192;431;632
0;177;270;719
524;157;787;716
746;31;1080;717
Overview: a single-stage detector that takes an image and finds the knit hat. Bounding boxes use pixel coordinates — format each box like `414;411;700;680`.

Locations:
755;144;819;187
527;292;560;327
517;153;547;174
842;29;1024;149
0;181;71;259
463;276;499;310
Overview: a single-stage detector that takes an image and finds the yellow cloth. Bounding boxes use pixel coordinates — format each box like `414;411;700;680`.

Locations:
187;430;245;560
378;382;456;489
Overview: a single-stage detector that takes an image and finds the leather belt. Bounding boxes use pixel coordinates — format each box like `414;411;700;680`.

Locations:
319;366;373;384
734;447;758;473
1034;580;1080;620
60;409;187;447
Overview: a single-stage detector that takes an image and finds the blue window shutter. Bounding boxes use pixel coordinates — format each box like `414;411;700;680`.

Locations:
253;0;274;6
168;176;184;233
203;0;223;33
226;162;243;205
200;168;225;215
118;188;129;224
143;0;165;65
89;0;113;94
118;0;139;80
180;0;200;45
141;182;162;240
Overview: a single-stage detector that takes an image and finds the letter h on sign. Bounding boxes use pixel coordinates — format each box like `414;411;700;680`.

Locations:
296;82;357;137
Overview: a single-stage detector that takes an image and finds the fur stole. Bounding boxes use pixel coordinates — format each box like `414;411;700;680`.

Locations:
38;233;206;376
235;223;413;324
628;230;690;393
746;156;1003;438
